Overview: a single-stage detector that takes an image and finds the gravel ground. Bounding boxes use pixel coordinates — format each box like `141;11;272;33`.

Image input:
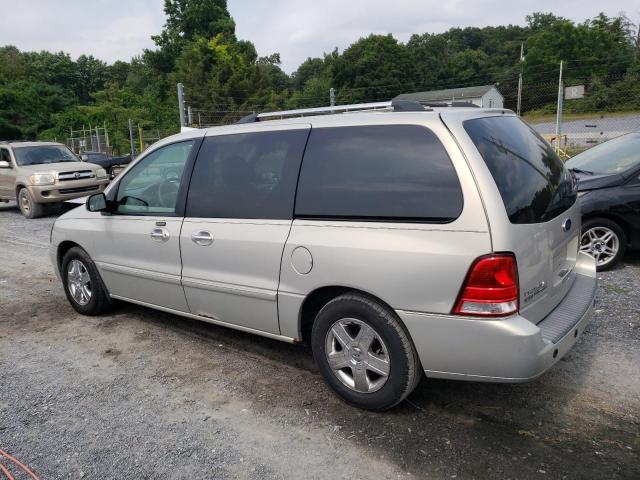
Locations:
1;201;639;479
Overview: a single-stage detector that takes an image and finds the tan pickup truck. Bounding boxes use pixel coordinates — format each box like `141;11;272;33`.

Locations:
0;141;110;218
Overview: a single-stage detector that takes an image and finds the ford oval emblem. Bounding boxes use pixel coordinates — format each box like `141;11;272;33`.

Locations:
562;218;572;232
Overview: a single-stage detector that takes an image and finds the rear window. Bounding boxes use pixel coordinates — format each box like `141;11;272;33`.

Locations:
295;125;463;222
464;116;576;224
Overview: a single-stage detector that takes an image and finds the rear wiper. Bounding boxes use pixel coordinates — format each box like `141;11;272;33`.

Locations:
569;167;594;175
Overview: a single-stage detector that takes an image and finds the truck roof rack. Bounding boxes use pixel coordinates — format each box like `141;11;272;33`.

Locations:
233;98;485;124
418;101;479;108
235;99;432;123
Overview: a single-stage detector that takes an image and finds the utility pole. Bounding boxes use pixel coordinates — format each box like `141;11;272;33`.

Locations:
95;126;101;152
138;126;144;153
635;19;640;61
89;124;94;151
516;42;524;116
128;118;135;156
187;105;193;126
177;83;186;127
104;121;110;152
555;60;564;156
330;88;335;107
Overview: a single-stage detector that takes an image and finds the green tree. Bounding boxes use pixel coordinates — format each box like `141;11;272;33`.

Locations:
76;55;109;103
331;34;415;103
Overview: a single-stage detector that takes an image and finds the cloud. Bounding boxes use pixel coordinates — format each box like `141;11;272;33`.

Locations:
229;0;640;72
0;0;638;71
0;0;165;61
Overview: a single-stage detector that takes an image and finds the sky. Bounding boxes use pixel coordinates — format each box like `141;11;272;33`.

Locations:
0;0;638;73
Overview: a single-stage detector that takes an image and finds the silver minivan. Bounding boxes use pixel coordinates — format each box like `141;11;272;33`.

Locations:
50;101;597;411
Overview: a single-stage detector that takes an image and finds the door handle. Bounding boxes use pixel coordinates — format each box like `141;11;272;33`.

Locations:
150;228;170;242
191;230;214;246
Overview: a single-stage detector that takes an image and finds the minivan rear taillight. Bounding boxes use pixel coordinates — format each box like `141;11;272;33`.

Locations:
452;254;519;317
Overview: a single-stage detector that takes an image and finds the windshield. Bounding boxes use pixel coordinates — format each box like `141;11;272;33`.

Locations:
565;133;640;175
13;145;78;166
464;116;576;224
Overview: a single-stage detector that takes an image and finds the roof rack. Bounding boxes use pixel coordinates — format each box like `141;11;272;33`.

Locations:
234;98;484;124
236;99;431;123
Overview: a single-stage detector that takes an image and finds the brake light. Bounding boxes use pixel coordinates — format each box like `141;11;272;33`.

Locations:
452;254;519;317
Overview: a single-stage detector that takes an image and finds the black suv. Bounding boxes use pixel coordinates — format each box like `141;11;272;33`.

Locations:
80;151;132;178
567;132;640;270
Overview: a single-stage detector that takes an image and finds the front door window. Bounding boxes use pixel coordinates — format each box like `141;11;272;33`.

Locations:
116;141;194;215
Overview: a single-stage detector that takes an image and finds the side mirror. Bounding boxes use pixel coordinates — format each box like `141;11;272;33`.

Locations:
86;193;108;212
0;160;11;168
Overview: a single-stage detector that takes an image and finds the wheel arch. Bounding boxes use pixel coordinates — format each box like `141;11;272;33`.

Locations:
298;286;401;346
57;240;83;271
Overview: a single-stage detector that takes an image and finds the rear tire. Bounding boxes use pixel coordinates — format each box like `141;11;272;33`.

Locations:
61;247;112;315
17;188;43;219
580;218;626;271
311;293;421;411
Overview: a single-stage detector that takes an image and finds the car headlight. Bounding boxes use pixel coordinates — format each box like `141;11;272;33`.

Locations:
29;173;55;186
95;168;108;179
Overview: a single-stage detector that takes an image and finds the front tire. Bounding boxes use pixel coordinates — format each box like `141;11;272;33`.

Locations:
61;247;112;315
17;188;43;219
311;293;421;411
580;218;626;271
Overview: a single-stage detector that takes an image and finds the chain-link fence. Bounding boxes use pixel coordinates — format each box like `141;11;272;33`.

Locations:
518;72;640;157
63;69;640;159
188;109;256;127
137;127;164;153
67;126;111;154
65;121;175;157
186;70;640;158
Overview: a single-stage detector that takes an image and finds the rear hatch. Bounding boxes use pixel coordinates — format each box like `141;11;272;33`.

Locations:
442;112;580;323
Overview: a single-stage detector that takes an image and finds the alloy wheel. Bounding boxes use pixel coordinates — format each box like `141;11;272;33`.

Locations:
325;318;390;393
67;259;92;306
580;226;619;268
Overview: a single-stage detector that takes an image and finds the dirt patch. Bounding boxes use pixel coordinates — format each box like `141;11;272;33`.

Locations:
1;206;639;479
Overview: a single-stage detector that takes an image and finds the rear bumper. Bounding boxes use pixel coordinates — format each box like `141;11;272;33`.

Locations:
398;251;597;382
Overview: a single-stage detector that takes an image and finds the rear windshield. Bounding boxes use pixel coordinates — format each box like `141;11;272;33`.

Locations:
464;116;576;224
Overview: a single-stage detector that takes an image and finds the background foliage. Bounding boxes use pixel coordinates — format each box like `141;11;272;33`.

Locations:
0;1;638;153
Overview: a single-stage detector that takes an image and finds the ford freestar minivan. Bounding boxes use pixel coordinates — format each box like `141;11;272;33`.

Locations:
50;101;597;411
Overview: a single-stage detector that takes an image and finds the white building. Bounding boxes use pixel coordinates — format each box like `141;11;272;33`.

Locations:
394;85;504;109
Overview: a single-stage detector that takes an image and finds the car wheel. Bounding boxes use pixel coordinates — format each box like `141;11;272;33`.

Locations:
61;246;112;315
311;293;421;411
17;188;43;219
580;218;627;271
